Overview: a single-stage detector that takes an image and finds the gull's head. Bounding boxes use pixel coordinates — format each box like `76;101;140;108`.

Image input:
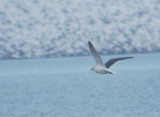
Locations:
90;67;95;71
90;68;93;71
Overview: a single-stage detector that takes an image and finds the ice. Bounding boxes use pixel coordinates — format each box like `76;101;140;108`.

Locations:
0;0;160;59
0;53;160;117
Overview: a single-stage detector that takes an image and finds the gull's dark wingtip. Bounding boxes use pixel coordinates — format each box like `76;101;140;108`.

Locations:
88;41;92;47
123;57;134;59
129;57;134;59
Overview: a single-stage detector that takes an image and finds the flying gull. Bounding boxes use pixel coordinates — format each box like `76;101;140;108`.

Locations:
88;41;134;74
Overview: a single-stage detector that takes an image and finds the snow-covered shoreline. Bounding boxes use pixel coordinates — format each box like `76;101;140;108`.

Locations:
0;0;160;59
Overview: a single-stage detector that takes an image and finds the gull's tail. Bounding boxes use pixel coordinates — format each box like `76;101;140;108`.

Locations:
106;69;115;74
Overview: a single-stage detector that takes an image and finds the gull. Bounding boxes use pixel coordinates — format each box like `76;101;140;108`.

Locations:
88;41;134;74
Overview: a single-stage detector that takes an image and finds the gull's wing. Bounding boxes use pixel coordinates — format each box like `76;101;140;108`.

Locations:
105;57;134;68
88;41;103;66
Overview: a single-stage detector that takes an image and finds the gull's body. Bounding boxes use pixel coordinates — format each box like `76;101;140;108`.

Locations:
88;41;134;74
91;66;114;74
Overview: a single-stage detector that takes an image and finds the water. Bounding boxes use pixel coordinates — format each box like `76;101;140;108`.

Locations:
0;53;160;117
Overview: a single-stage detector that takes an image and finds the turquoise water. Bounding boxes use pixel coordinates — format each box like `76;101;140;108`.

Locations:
0;53;160;117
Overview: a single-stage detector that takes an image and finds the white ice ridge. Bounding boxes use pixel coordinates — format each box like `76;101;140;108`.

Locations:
0;0;160;59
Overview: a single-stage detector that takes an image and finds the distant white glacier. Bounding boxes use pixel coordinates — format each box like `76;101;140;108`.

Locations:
0;0;160;59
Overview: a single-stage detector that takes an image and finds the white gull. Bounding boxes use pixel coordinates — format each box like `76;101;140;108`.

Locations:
88;41;134;74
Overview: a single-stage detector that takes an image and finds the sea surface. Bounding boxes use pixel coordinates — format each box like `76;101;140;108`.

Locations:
0;53;160;117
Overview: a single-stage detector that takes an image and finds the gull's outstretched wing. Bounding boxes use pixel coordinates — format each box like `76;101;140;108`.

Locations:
88;41;103;66
105;57;134;68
